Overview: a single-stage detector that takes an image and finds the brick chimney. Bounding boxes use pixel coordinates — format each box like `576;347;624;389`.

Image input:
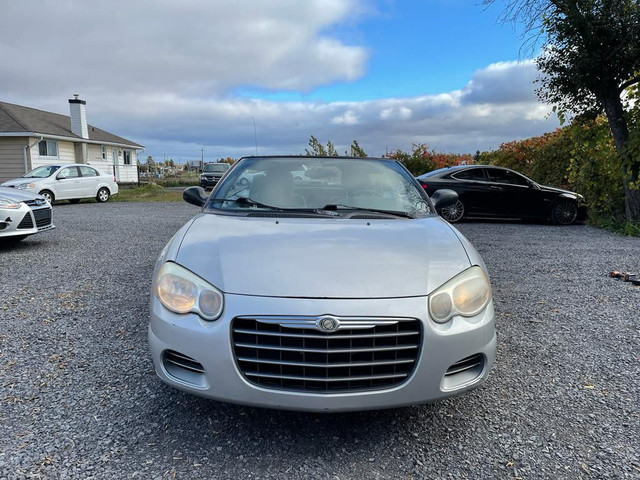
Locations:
68;94;88;139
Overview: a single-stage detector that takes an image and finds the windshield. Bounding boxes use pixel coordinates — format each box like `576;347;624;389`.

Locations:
208;157;431;217
24;165;61;178
203;163;229;173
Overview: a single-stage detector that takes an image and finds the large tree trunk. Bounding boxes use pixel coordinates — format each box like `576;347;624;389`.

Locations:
601;93;640;221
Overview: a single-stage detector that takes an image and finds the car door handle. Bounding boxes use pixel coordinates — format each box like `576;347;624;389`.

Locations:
489;185;503;190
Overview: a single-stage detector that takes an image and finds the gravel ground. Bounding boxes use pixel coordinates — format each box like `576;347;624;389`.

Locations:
0;202;638;479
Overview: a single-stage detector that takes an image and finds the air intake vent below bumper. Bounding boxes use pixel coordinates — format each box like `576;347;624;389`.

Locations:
162;350;207;388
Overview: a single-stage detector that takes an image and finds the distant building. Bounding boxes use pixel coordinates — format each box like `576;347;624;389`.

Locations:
0;97;144;183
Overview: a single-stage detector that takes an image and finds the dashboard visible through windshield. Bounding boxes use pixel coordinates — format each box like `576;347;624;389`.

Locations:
207;157;432;218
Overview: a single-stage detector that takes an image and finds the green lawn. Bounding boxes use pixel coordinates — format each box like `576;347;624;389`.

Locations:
112;184;185;202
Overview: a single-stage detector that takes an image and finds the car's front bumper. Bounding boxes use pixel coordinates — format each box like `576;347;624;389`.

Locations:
0;204;54;239
199;176;222;188
149;293;496;412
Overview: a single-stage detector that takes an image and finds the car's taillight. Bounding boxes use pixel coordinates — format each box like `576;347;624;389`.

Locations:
419;181;428;189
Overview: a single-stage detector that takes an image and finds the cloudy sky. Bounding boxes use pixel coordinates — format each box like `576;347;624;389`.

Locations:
0;0;559;162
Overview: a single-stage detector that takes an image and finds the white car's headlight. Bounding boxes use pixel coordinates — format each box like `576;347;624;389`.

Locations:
153;262;224;321
428;265;491;323
0;200;22;209
16;182;36;190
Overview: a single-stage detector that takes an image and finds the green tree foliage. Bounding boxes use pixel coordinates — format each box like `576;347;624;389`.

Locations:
305;135;329;156
485;0;640;220
386;143;474;176
326;141;338;157
479;117;626;221
305;136;366;157
347;140;368;157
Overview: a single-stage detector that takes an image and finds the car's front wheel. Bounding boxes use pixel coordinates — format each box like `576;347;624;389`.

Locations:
551;199;578;225
96;188;110;203
39;190;54;204
440;200;465;223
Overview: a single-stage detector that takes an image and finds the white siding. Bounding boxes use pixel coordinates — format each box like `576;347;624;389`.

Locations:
24;138;139;183
29;138;75;168
86;144;139;183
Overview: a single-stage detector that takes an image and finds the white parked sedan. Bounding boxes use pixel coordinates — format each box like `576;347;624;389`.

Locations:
1;164;118;203
0;187;54;242
149;156;496;412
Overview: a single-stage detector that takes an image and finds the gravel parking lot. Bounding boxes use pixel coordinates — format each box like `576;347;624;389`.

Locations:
1;202;638;479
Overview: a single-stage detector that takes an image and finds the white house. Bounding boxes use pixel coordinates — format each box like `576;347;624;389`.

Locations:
0;97;144;183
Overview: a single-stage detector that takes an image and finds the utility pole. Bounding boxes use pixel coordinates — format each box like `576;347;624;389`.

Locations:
201;147;205;171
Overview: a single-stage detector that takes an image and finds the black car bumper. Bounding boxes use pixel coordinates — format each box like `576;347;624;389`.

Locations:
200;177;222;188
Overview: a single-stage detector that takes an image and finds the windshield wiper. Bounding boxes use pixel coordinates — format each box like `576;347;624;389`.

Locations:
321;204;416;219
211;197;284;210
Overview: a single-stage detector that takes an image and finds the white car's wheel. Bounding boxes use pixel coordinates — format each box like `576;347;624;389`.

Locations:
96;188;110;203
39;190;54;204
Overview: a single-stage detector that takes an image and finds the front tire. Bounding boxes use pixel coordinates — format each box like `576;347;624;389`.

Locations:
39;190;54;204
551;200;578;225
96;188;110;203
440;200;465;223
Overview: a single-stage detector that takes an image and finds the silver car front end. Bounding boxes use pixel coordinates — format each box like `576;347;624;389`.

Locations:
149;290;495;412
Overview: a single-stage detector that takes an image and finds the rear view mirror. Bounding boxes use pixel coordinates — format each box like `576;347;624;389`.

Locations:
431;189;458;210
56;176;66;180
183;186;208;207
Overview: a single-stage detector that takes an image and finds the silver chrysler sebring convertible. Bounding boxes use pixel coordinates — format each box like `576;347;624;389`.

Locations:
149;156;496;412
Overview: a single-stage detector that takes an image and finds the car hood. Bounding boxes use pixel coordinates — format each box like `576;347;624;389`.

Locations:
174;214;471;298
0;177;47;188
537;184;582;198
0;186;42;202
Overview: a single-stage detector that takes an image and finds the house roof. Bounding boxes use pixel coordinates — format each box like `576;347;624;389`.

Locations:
0;101;144;148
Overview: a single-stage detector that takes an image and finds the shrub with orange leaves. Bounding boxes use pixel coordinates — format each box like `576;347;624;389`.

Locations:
386;143;473;176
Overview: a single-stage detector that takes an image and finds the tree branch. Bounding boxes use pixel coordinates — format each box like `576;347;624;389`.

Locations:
619;76;640;93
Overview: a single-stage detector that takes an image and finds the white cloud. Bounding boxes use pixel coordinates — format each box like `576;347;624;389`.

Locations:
0;1;559;161
85;59;556;159
0;0;368;97
332;110;359;125
461;60;539;105
380;106;412;120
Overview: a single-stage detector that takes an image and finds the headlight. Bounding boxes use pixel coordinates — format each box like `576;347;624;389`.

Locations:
17;182;36;190
0;200;22;209
428;266;491;324
153;262;224;321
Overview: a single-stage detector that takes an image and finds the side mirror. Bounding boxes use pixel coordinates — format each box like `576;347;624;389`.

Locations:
431;189;459;210
183;186;208;207
57;176;66;180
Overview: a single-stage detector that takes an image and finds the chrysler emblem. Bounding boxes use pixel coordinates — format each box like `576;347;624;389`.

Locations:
316;316;339;332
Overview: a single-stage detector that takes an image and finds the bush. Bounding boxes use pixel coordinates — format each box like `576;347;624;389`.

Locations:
387;143;473;176
479;117;628;226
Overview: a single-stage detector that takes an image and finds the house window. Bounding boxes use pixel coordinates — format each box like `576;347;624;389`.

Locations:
101;145;107;160
38;139;58;157
123;149;132;165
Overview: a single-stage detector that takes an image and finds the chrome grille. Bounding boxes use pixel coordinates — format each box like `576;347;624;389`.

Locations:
33;207;52;228
232;315;422;393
